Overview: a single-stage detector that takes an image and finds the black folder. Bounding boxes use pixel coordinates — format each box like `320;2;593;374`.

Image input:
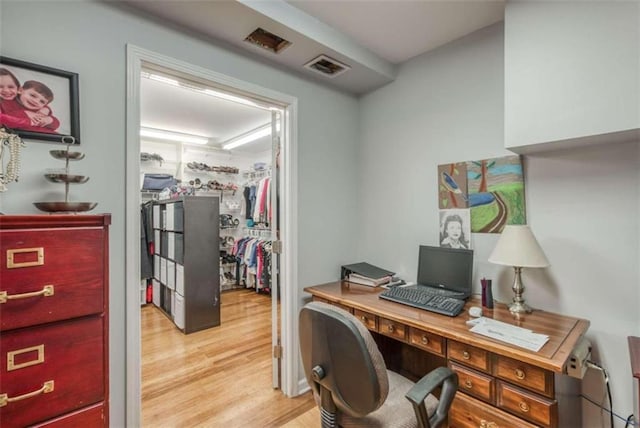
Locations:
341;262;395;281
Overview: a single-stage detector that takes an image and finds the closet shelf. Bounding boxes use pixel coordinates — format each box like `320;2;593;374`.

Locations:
194;188;237;194
243;227;273;239
185;169;239;176
242;169;271;179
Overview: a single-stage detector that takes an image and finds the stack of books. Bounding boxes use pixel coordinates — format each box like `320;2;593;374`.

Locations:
341;262;395;287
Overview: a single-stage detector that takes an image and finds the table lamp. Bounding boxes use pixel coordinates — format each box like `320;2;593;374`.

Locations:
488;225;550;314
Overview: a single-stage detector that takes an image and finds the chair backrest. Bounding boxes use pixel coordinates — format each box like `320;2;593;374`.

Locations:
299;301;389;417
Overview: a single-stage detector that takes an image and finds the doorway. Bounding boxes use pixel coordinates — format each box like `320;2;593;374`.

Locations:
125;45;300;426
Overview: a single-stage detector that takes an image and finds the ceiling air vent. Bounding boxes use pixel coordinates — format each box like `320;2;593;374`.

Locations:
304;55;350;78
244;28;291;54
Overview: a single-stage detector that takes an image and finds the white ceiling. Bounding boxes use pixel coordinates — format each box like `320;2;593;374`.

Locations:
140;74;273;153
125;0;505;153
286;0;506;65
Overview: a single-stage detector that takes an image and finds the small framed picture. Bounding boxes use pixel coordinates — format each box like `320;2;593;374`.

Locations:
439;209;471;249
0;57;80;144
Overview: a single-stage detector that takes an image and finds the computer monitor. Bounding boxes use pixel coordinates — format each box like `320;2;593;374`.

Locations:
416;245;473;297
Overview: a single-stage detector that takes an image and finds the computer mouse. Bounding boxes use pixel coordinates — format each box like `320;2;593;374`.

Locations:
468;306;483;318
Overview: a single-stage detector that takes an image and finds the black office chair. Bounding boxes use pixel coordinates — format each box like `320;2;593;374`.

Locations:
299;301;458;428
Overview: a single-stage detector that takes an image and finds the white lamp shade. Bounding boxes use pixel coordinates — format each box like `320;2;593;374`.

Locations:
488;225;550;268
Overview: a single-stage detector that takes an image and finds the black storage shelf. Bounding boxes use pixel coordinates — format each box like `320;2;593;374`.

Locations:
152;196;220;334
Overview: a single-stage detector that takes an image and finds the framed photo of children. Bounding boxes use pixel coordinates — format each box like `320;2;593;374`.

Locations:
0;56;80;144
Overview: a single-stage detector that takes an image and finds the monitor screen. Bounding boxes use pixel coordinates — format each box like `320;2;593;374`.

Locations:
416;245;473;295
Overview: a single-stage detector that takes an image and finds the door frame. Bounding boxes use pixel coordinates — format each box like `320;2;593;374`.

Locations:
125;45;299;427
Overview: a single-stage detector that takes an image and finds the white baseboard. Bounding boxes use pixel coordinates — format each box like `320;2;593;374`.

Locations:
297;376;310;395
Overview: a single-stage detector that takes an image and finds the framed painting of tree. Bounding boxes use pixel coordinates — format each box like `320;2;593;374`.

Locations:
467;155;526;233
438;162;468;209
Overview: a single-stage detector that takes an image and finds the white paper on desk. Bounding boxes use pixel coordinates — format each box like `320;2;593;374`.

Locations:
467;317;533;334
469;318;549;352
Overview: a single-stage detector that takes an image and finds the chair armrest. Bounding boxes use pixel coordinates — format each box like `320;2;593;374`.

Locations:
405;366;458;428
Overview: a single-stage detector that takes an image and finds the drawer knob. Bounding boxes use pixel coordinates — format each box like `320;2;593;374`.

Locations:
462;351;471;360
515;368;526;380
0;380;54;407
421;335;429;344
360;315;367;322
480;420;498;428
387;324;395;333
0;285;54;304
464;379;473;389
519;401;530;412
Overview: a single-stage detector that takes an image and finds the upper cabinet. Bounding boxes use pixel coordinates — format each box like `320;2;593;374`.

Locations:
504;1;640;153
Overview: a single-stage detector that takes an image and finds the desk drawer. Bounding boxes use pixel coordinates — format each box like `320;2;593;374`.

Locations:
0;316;105;428
312;297;352;314
1;228;105;331
379;317;406;341
353;309;377;331
496;355;554;398
409;327;445;357
449;392;538;428
449;362;495;404
329;301;352;313
448;340;492;373
497;381;557;428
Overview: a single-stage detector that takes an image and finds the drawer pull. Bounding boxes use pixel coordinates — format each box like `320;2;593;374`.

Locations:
421;335;429;344
0;285;54;304
6;247;44;269
480;420;498;428
0;380;54;407
387;324;395;333
515;368;526;380
464;379;473;389
360;315;367;322
519;401;530;412
7;344;45;371
462;351;470;360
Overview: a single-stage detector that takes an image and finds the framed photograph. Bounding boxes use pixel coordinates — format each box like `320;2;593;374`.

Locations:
439;209;471;249
0;57;80;144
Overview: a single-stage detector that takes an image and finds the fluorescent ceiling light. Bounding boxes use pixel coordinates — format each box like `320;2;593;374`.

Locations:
222;124;271;150
203;89;261;108
147;73;180;87
142;71;269;110
140;127;209;145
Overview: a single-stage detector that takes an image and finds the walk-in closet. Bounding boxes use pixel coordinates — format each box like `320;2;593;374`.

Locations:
137;68;286;424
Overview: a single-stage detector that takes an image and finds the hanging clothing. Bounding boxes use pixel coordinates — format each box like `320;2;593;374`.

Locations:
252;177;271;224
232;236;272;292
140;202;154;280
243;186;252;220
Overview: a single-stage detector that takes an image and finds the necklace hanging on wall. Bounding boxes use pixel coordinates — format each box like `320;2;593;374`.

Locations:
0;127;26;192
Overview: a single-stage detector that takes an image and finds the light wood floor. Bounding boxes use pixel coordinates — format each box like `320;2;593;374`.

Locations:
141;289;317;427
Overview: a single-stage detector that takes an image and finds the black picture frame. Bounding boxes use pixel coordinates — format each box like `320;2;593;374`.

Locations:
0;57;80;144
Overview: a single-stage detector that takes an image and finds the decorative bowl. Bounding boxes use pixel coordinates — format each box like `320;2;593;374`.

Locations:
49;150;85;160
44;173;89;184
34;202;97;213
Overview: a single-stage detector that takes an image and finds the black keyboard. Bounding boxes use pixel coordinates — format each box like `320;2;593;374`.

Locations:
379;286;465;317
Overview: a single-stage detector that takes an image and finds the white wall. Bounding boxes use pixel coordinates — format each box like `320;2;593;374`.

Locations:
0;1;360;425
504;1;640;150
358;22;639;424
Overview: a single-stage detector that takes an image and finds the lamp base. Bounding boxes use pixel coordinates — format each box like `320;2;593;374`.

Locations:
509;266;533;314
509;301;532;314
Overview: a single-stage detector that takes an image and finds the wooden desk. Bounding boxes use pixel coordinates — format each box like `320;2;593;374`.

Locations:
304;281;590;428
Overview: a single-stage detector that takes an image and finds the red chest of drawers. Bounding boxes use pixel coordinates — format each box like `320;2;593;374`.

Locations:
0;215;110;427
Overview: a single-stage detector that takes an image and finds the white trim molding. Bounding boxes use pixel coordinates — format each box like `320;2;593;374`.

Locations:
125;44;300;426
